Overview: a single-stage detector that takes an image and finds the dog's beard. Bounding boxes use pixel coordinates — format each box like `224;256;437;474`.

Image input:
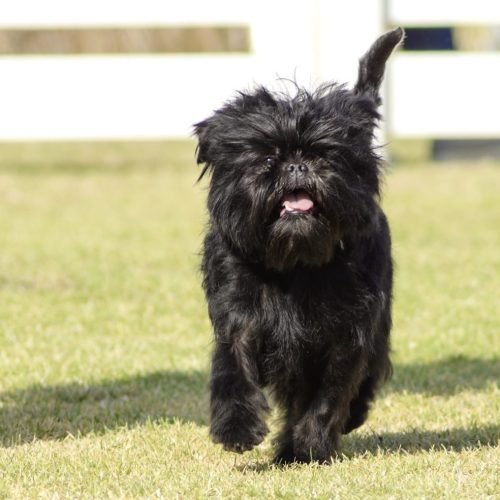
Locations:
265;212;337;271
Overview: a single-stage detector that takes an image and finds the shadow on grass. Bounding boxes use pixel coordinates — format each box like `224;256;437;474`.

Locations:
237;424;500;472
344;424;500;457
389;355;499;395
1;355;497;447
0;369;208;447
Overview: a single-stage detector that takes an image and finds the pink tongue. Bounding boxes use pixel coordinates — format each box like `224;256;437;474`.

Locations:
281;190;314;216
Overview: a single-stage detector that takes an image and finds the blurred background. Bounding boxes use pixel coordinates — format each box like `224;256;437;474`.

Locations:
1;0;500;160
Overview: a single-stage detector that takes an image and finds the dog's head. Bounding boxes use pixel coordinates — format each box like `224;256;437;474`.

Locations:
195;28;403;271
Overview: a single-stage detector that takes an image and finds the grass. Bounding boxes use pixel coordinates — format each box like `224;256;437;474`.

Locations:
0;141;498;498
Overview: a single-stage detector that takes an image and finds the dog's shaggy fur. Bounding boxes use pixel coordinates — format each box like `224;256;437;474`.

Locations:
194;28;404;463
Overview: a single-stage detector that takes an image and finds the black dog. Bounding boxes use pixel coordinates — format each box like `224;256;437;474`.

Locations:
194;28;403;463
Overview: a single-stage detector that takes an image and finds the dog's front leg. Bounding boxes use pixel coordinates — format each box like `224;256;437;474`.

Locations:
209;337;269;453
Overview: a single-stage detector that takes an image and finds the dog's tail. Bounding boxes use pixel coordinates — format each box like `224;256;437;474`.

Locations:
354;27;405;104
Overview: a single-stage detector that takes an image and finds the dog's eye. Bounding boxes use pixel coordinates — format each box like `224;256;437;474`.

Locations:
265;157;276;168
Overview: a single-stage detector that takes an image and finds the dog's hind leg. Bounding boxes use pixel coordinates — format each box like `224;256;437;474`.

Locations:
273;392;309;464
344;304;393;434
209;338;270;453
280;350;366;463
342;375;377;434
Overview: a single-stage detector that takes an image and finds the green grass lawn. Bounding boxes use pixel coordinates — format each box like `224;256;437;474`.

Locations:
0;141;498;498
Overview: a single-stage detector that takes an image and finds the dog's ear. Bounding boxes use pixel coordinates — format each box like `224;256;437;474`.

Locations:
354;27;404;103
194;117;213;165
193;117;216;180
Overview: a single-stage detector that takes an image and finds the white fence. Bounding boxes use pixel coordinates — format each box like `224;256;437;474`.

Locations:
1;0;499;140
0;0;384;140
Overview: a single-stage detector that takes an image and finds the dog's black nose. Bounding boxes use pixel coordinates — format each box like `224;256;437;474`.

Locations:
287;163;308;174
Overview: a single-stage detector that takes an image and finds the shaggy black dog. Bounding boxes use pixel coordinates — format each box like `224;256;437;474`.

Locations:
194;28;403;463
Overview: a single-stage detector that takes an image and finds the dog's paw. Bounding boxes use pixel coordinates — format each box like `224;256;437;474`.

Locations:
290;419;341;464
211;417;269;453
274;444;338;465
273;446;297;465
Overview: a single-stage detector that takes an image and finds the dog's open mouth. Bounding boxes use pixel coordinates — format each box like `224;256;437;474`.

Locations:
280;190;315;217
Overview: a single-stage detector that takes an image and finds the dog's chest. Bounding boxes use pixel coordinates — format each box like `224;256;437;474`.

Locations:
256;270;353;379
